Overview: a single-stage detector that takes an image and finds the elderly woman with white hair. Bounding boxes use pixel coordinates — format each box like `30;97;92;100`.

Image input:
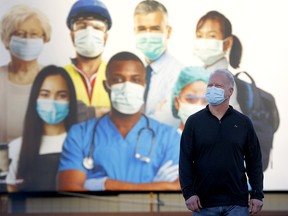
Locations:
171;66;210;133
0;4;51;144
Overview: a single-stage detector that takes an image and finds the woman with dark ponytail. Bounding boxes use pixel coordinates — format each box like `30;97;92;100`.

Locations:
193;10;243;112
193;10;242;70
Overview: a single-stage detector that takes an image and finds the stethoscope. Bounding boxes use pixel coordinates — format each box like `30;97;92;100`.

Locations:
83;114;155;170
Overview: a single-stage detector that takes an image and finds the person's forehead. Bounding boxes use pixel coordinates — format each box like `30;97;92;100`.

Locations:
108;60;144;75
181;81;207;95
209;73;227;83
134;11;166;25
197;19;223;34
41;75;68;90
74;16;106;25
200;19;221;28
17;17;43;29
182;80;207;91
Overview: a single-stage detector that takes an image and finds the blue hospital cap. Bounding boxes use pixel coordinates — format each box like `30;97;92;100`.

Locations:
171;66;210;118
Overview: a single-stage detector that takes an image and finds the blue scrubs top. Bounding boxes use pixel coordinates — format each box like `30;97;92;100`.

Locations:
59;115;180;183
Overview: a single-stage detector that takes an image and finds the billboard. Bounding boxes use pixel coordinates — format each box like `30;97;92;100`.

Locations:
0;0;287;193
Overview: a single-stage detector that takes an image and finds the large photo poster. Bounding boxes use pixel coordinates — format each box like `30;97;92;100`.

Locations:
0;0;287;192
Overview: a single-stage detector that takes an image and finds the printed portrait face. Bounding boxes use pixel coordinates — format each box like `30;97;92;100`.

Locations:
38;75;70;102
12;17;44;40
178;81;207;106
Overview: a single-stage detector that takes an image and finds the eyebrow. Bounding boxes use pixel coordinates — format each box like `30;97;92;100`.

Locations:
39;89;50;92
180;94;206;98
39;89;68;93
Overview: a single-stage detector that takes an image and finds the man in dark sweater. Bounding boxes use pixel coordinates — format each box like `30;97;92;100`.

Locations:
179;69;264;215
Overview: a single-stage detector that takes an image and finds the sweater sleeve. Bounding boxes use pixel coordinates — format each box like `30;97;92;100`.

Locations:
245;118;264;200
179;117;196;200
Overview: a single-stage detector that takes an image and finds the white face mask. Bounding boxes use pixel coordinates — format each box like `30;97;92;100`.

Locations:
74;27;105;58
9;36;44;61
193;38;225;66
178;102;205;124
109;81;145;114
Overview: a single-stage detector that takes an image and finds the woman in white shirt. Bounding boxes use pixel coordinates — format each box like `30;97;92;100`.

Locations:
6;65;78;192
0;4;52;144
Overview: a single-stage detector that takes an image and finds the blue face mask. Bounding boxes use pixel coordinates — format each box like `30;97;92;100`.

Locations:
136;33;166;61
9;36;44;61
205;86;226;106
36;99;69;125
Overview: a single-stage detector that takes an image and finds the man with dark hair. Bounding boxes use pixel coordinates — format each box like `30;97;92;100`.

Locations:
58;51;180;191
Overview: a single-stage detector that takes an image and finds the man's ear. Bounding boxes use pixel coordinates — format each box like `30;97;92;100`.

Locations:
166;25;172;40
229;87;234;97
224;35;233;52
104;32;108;46
103;80;110;93
70;31;75;44
174;96;180;111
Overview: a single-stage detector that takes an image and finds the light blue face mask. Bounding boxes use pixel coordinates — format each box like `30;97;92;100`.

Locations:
9;36;44;61
36;99;69;125
135;33;166;61
205;86;226;106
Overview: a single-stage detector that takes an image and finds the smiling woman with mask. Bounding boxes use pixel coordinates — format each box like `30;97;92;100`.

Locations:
0;4;51;145
5;65;77;192
193;10;242;73
192;10;242;112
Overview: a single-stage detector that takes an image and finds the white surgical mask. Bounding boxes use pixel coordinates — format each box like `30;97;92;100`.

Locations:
109;81;145;114
74;27;105;58
178;102;205;123
9;36;44;61
193;38;225;66
136;33;166;61
205;86;226;106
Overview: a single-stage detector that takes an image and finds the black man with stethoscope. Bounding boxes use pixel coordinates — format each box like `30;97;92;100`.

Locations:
57;51;180;191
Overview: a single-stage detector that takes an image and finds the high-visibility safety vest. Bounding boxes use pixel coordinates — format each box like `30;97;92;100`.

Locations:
64;62;110;108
